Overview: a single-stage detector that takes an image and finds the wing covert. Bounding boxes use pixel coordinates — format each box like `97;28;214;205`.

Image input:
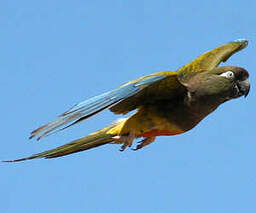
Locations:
110;71;186;114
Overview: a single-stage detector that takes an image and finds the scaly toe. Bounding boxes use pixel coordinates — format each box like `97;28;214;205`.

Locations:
112;130;136;152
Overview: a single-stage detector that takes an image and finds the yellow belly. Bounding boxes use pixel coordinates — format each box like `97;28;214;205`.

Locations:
107;106;184;137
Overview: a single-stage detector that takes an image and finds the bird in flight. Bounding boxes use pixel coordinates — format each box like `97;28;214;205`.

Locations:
4;39;250;162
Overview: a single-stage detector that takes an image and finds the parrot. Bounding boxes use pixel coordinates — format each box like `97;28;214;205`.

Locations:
4;39;250;162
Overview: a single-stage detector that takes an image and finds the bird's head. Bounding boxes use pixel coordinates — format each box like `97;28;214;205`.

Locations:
206;66;250;100
183;66;250;103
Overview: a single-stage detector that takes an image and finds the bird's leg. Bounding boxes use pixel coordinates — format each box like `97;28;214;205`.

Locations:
112;130;136;151
132;136;156;151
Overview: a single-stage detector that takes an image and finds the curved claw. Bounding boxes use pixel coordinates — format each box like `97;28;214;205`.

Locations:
132;137;156;151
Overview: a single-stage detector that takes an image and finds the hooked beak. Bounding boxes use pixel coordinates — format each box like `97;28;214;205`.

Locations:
237;78;250;97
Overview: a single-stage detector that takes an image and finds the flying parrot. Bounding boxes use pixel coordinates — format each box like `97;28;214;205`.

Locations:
4;39;250;162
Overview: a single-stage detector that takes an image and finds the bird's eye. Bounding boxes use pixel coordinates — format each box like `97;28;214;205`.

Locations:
220;71;235;80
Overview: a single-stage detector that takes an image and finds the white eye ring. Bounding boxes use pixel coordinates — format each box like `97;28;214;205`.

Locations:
220;71;235;80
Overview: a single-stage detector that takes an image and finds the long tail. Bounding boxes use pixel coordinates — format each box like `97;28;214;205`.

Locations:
3;121;124;162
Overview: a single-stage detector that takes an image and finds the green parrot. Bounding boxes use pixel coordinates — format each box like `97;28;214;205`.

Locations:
4;39;250;162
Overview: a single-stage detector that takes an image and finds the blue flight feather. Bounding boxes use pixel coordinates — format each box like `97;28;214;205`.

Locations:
30;75;166;140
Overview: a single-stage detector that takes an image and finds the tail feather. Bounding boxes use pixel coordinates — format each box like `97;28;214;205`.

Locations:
3;123;121;162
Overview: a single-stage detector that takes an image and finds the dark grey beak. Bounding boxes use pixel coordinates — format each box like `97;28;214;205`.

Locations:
238;78;250;97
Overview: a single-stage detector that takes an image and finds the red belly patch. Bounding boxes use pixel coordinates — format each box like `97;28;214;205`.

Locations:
140;130;183;137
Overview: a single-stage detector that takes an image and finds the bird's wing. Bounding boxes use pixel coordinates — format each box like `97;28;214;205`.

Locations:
110;39;249;114
30;74;168;140
177;39;248;79
110;71;186;114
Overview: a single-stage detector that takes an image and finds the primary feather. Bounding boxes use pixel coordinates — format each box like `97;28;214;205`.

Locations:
29;75;166;140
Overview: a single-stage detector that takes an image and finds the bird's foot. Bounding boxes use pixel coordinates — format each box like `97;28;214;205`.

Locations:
112;130;136;151
132;136;156;151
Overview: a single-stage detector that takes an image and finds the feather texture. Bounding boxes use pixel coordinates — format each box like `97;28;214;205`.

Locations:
29;75;166;140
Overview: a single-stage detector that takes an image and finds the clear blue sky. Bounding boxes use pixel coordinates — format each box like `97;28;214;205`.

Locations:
1;1;255;212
